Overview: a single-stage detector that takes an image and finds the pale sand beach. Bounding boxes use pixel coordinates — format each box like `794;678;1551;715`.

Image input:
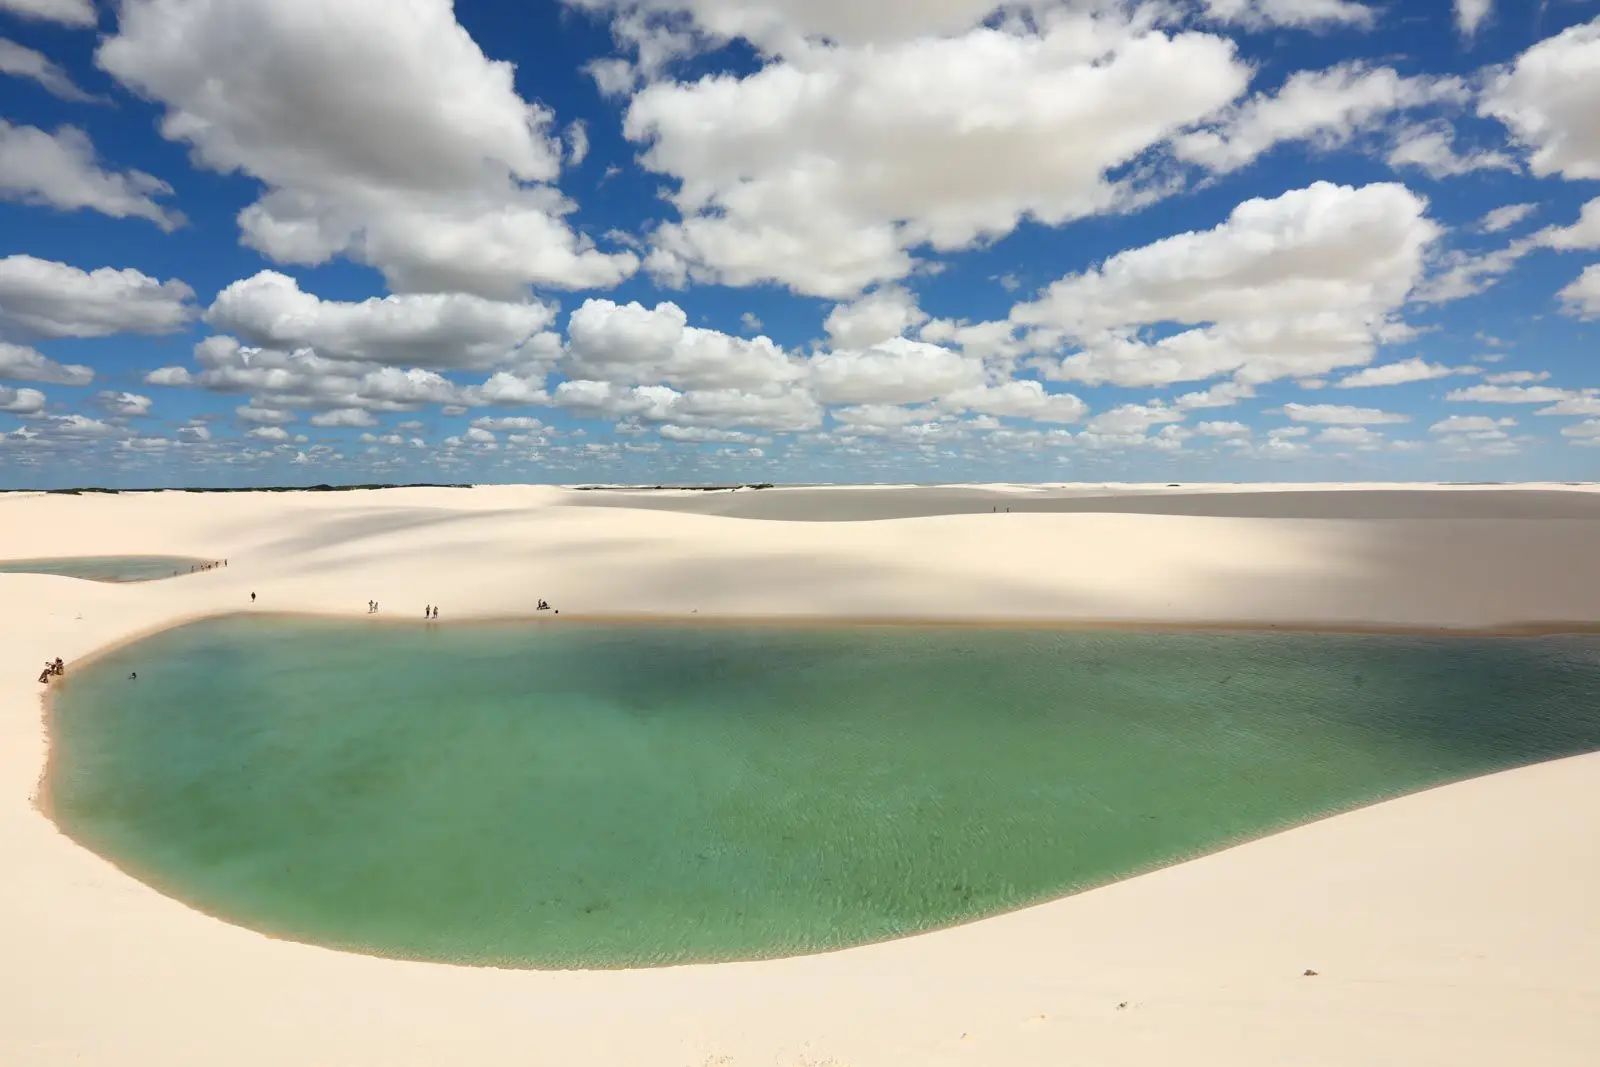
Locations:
2;483;1598;1065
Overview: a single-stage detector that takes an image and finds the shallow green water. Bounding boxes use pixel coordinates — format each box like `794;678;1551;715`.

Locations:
0;555;211;582
49;617;1600;968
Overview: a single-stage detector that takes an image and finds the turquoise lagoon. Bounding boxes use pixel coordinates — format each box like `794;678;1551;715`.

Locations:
48;617;1600;968
0;556;212;582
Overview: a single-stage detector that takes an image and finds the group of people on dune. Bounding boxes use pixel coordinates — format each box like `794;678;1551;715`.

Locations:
33;584;564;688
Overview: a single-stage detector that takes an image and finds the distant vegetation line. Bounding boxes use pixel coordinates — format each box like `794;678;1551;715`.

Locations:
0;482;779;495
571;483;776;491
2;483;476;495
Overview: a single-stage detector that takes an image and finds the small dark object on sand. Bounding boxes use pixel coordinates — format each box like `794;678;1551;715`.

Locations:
1303;969;1319;977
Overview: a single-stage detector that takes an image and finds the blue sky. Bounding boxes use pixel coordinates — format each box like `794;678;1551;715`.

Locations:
0;0;1597;488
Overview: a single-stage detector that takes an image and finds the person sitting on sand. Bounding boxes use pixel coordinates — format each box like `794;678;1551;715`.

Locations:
53;657;64;675
39;669;51;684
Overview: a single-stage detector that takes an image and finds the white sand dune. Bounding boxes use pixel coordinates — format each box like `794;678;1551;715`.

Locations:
1;483;1597;1066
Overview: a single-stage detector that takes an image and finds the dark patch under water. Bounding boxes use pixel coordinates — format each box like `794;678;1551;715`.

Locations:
48;617;1600;968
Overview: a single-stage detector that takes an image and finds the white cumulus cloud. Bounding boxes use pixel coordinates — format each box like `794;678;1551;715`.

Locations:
1199;0;1375;30
97;0;638;298
1430;414;1513;433
808;337;986;406
565;298;802;390
824;286;929;351
1446;383;1576;403
1385;122;1516;178
0;255;195;337
1282;402;1408;424
207;271;559;371
0;38;100;101
0;341;93;385
0;0;97;27
0;385;46;413
1557;263;1600;318
1454;0;1492;38
1173;64;1465;175
1480;18;1600;180
940;380;1087;424
1015;181;1439;388
97;391;152;416
1477;202;1536;233
625;12;1250;296
1334;357;1469;388
0;121;182;230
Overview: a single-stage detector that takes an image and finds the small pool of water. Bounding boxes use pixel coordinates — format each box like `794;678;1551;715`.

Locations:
47;618;1600;968
0;556;216;582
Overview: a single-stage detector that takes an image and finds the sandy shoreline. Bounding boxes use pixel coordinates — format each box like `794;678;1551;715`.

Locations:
4;483;1599;1065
